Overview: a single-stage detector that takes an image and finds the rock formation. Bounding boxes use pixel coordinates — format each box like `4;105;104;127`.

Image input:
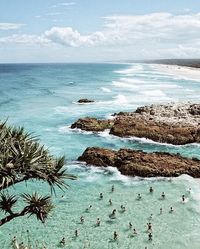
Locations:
77;99;94;103
71;103;200;145
78;147;200;177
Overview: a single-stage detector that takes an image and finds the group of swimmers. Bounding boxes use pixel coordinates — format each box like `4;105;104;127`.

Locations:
58;185;189;247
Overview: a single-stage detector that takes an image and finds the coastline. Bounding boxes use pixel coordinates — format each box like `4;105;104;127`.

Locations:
150;63;200;81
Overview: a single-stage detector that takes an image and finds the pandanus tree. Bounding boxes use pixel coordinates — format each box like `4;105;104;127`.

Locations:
0;121;76;226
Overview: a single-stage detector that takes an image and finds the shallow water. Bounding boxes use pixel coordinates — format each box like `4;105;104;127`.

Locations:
0;63;200;248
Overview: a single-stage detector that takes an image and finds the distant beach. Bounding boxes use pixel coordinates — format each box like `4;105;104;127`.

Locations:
151;63;200;81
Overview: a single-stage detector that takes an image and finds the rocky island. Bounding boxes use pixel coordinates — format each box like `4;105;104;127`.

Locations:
71;103;200;145
77;98;95;103
78;147;200;178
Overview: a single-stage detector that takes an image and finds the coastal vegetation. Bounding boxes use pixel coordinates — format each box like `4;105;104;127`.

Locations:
0;121;76;227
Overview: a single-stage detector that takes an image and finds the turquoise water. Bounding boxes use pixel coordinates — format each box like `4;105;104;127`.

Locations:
0;63;200;248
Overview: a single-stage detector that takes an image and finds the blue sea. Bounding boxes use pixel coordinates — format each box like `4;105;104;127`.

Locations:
0;63;200;249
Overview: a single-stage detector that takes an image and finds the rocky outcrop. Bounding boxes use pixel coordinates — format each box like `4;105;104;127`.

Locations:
77;99;94;103
71;118;113;132
78;147;200;178
71;103;200;145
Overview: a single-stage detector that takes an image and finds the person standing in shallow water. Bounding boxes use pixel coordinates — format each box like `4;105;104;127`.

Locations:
113;231;118;240
75;230;78;237
161;192;165;199
182;195;185;202
96;218;100;226
148;233;153;241
149;186;154;193
99;193;103;199
80;216;84;224
111;185;115;192
109;199;112;205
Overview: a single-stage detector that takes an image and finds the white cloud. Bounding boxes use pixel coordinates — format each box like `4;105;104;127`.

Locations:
44;27;106;47
2;12;200;60
42;13;200;49
50;2;76;8
59;2;76;6
0;23;24;30
0;34;49;45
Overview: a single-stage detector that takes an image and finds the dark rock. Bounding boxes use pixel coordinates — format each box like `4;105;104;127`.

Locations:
71;103;200;145
78;147;200;178
71;118;113;132
77;99;94;103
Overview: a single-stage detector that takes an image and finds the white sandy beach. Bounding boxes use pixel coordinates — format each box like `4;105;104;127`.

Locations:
151;64;200;81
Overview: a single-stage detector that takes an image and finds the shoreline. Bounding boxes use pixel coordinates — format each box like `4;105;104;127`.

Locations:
150;63;200;81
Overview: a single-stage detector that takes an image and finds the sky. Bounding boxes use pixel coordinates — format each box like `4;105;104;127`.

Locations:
1;0;200;62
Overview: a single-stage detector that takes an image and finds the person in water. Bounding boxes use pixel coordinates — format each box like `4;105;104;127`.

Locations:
80;216;84;224
100;193;103;199
137;194;142;200
120;205;126;212
59;238;65;246
169;207;174;213
109;209;116;219
147;223;152;232
149;214;153;220
182;195;185;202
160;208;163;214
113;231;118;240
85;205;92;212
149;187;154;193
129;222;133;229
75;229;78;237
96;218;101;226
109;199;112;205
148;233;153;241
133;228;137;235
161;192;165;199
111;185;115;192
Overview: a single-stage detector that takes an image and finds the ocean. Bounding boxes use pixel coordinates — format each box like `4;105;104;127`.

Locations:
0;63;200;249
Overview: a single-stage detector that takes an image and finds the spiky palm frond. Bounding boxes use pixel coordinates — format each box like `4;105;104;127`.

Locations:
22;192;54;223
0;193;17;214
0;121;76;190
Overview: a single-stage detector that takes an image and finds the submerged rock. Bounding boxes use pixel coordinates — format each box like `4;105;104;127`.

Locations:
78;147;200;178
77;98;94;103
71;103;200;145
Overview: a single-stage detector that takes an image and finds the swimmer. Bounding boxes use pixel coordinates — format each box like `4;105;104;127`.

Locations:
109;199;112;205
137;194;142;200
111;185;115;192
112;209;116;215
100;193;103;199
149;187;154;193
96;218;101;226
59;237;65;246
80;216;84;224
161;192;165;199
109;209;116;219
147;223;152;231
160;208;163;214
129;222;133;229
149;214;153;219
113;231;118;240
133;228;137;235
169;207;174;213
75;229;78;237
182;195;185;202
120;205;126;212
85;205;92;212
148;233;153;241
12;236;19;249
